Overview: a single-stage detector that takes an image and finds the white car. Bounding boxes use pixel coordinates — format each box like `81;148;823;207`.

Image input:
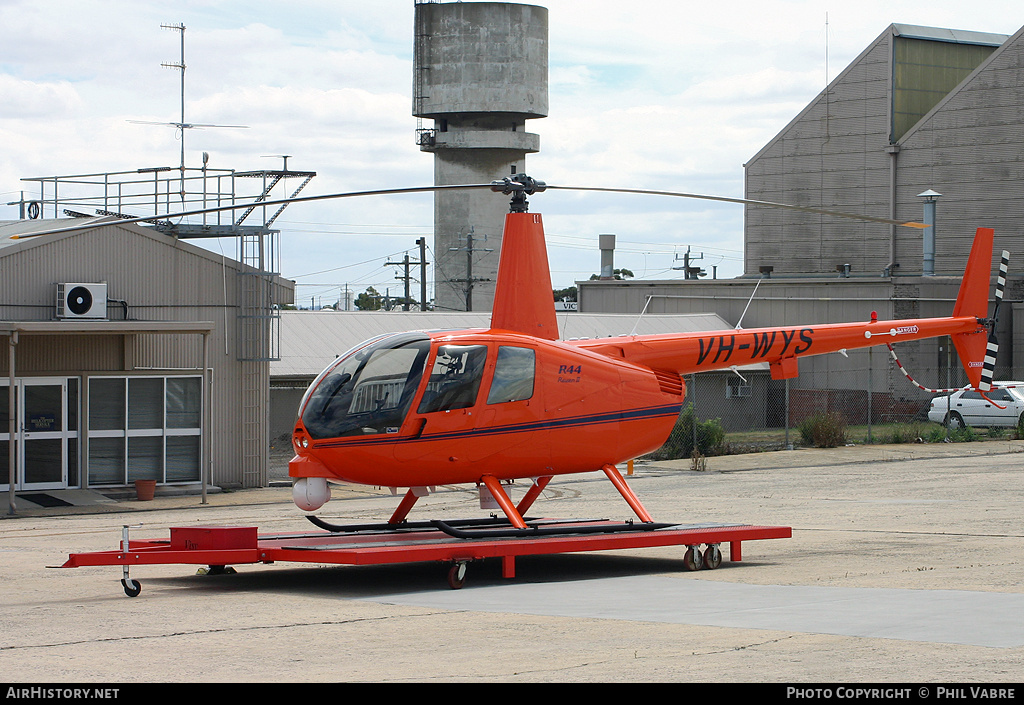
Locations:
927;383;1024;429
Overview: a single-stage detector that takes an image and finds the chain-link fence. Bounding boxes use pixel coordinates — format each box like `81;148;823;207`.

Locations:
649;340;1018;459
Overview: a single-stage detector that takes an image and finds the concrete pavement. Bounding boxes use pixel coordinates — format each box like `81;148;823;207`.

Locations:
2;439;1023;682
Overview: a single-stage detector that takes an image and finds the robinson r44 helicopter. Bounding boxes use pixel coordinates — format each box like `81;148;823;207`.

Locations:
287;174;1007;534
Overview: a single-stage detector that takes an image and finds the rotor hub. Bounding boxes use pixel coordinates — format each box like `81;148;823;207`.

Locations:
490;173;547;213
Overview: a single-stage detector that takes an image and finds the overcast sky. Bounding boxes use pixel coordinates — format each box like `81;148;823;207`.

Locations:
2;0;1022;306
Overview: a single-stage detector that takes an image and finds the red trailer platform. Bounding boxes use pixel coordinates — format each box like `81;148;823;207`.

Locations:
62;517;792;596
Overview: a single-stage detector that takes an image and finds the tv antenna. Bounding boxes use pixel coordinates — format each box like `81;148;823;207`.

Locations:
129;23;248;200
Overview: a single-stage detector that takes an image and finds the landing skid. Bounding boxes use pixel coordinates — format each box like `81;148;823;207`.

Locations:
307;513;678;538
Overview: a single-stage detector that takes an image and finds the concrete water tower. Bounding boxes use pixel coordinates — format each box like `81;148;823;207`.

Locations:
413;1;548;311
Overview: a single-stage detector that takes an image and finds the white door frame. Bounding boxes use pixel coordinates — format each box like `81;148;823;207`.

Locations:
0;377;76;491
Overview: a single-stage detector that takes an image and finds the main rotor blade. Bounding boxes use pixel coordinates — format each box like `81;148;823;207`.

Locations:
547;185;928;229
11;179;927;240
10;183;497;239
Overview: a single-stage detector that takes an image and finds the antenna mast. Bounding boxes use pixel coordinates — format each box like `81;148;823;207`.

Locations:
161;23;187;196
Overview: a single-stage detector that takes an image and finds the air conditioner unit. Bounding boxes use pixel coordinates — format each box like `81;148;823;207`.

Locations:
56;283;107;319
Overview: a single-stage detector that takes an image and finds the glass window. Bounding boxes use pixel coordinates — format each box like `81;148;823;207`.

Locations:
24;385;61;432
128;436;162;482
487;346;536;404
88;437;124;486
166;436;201;482
87;375;203;485
89;378;125;430
167;377;201;428
302;334;431;439
418;345;488;413
67;378;78;432
129;378;163;429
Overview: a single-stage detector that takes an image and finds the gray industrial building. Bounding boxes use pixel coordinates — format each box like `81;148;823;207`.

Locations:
1;217;293;508
414;1;548;313
581;22;1024;427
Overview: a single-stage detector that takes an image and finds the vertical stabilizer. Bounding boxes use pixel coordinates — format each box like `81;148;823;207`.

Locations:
951;227;995;389
490;212;559;340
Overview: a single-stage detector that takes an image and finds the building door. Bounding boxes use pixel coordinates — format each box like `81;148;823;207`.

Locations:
0;378;76;491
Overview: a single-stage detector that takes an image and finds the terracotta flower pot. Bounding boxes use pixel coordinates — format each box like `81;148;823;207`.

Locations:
134;479;157;501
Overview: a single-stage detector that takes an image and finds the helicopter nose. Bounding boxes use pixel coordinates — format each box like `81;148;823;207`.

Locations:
293;477;331;511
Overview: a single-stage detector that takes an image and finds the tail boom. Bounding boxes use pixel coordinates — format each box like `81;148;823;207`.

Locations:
573;227;996;387
571;315;985;378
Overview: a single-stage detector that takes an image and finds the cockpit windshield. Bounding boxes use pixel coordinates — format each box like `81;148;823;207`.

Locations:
300;333;431;439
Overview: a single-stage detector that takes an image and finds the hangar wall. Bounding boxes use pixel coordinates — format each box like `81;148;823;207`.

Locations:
0;221;293;490
744;23;1015;279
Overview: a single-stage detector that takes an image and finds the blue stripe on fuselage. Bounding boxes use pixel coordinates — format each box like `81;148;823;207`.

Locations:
313;403;684;450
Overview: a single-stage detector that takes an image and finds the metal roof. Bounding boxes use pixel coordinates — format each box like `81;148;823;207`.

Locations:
0;320;214;335
272;310;761;379
891;24;1008;47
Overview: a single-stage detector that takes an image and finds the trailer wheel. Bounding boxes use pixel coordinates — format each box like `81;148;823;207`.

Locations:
121;578;142;597
447;561;468;589
683;546;704;571
703;544;722;570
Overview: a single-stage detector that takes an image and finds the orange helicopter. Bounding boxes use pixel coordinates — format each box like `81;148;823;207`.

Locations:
17;175;1002;533
288;174;1006;533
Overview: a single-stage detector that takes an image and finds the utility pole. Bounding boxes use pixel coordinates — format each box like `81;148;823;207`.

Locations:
449;226;491;311
672;246;706;280
387;243;429;311
386;254;414;311
416;237;429;311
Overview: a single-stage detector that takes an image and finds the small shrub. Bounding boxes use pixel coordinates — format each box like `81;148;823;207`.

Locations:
653;404;727;460
798;412;847;448
885;424;925;444
948;425;981;443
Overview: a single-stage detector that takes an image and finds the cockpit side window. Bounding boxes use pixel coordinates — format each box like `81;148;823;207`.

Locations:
487;346;536;404
417;344;488;413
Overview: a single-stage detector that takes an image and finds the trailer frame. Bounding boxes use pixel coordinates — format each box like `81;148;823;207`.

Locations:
62;518;792;594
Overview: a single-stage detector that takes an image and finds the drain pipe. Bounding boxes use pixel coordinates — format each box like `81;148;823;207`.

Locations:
887;144;900;277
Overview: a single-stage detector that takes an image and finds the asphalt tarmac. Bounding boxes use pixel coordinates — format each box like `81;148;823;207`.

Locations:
2;440;1023;684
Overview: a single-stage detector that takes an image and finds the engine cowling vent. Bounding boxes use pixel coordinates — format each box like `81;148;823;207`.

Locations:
653;369;684;396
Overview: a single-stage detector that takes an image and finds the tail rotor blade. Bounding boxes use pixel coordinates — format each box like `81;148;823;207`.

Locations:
980;250;1010;391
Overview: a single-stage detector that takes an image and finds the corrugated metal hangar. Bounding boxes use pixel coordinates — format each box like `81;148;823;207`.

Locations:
1;218;293;508
744;23;1021;279
582;22;1024;406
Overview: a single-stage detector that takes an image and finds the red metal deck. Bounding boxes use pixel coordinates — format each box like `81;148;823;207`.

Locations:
62;519;791;592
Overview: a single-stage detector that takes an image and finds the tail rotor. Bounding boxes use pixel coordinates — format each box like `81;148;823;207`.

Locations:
980;250;1009;391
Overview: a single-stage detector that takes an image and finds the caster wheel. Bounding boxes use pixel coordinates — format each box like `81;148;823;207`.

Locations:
683;546;704;571
121;578;141;597
703;544;722;570
447;562;468;589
